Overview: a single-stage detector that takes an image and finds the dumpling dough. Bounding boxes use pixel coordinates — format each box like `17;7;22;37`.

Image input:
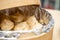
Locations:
1;19;14;31
14;22;29;31
10;12;24;23
26;16;38;29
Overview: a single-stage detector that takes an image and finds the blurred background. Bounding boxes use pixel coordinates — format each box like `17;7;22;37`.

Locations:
41;0;60;10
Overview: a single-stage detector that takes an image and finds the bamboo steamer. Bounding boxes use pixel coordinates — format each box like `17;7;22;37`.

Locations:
18;28;53;40
0;0;53;40
0;0;41;10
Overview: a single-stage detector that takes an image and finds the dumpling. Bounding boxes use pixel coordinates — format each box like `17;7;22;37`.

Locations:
1;19;14;31
10;12;24;23
26;16;38;28
14;22;29;31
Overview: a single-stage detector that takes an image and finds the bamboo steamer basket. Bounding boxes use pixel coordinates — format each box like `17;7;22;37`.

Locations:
0;0;40;10
0;0;54;40
18;29;53;40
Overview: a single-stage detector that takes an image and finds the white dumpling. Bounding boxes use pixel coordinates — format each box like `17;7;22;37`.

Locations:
14;22;29;31
1;19;14;31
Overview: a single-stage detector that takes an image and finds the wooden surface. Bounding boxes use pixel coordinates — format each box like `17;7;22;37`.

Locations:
0;0;41;10
46;9;60;40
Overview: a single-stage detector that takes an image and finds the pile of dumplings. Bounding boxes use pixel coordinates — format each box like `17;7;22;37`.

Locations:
0;5;51;31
